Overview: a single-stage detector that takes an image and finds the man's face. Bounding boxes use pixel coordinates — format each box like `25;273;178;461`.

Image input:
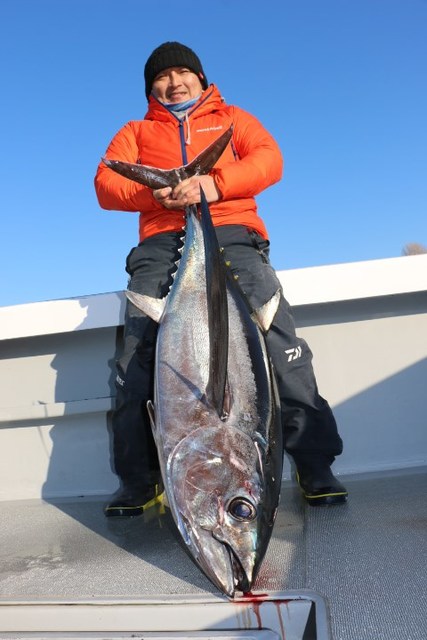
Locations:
152;66;204;104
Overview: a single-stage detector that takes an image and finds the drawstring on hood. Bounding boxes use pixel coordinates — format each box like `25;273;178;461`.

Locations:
184;111;191;145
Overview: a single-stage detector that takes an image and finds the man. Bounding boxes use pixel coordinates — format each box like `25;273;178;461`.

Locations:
95;41;348;517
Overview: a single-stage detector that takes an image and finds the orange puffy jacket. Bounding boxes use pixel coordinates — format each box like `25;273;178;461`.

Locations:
94;85;283;242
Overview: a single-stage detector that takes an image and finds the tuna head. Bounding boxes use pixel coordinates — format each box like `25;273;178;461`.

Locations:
167;423;273;597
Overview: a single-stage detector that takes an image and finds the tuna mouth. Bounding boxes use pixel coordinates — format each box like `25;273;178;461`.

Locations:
230;549;251;594
199;540;252;598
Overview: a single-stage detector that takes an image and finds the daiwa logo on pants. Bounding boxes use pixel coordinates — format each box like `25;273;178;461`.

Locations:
285;346;302;362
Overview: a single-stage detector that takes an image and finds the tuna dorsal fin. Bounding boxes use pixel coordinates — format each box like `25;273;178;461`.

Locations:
251;289;281;333
102;126;233;189
198;191;228;419
125;290;166;324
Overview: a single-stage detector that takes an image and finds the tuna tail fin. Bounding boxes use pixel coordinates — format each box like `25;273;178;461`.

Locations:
184;126;233;179
199;189;229;420
101;158;182;190
102;126;233;189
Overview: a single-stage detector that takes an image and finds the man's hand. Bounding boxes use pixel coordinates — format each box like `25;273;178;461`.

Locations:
153;175;220;210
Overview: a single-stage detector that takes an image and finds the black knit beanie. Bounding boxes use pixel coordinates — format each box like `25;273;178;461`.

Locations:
144;41;208;99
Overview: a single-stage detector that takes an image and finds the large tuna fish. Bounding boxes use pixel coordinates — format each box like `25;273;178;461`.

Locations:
103;129;283;597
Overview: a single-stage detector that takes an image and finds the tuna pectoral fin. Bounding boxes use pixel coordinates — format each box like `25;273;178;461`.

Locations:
252;289;281;332
126;290;166;324
199;190;228;419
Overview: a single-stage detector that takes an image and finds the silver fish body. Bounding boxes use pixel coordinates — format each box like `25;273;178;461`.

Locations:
127;201;283;597
105;127;283;597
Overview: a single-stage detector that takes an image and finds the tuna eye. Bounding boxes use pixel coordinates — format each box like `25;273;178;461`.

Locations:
228;498;257;522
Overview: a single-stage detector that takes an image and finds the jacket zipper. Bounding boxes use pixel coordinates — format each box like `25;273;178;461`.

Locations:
178;120;188;164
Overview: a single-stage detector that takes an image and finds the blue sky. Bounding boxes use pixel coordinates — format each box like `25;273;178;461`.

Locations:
1;0;426;307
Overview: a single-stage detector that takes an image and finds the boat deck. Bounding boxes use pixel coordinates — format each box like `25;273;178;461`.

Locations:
1;467;426;639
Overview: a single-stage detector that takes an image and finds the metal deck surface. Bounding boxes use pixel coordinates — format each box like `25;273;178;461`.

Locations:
1;468;426;639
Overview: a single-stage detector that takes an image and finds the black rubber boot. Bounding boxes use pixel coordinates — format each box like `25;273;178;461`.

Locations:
294;455;348;506
104;481;164;517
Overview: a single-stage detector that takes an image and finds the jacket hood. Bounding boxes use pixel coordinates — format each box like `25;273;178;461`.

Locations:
144;84;225;122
